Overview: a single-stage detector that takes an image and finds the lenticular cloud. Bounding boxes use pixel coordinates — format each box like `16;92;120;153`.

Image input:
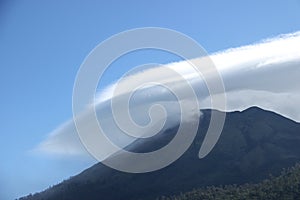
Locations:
35;31;300;157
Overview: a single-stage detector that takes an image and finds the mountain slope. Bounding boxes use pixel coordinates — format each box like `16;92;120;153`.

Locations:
20;107;300;200
159;162;300;200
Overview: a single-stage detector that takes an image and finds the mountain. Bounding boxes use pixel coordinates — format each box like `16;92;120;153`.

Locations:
20;107;300;200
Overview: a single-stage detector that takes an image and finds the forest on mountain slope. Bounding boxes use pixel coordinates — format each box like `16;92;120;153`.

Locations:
158;163;300;200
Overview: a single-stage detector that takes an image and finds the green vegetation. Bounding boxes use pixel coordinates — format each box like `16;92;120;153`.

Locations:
159;163;300;200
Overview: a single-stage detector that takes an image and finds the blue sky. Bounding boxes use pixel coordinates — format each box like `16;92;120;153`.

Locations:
1;0;300;199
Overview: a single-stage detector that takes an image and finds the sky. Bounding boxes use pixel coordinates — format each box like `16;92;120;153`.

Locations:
1;1;300;199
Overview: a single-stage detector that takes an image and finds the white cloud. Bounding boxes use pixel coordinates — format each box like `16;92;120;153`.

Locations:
33;120;88;156
34;31;300;158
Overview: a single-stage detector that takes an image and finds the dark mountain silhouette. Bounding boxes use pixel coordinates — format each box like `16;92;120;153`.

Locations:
20;107;300;200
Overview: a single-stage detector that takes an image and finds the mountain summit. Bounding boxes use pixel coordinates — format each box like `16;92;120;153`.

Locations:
20;107;300;200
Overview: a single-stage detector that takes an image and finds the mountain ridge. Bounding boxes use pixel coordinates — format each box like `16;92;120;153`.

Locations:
20;107;300;200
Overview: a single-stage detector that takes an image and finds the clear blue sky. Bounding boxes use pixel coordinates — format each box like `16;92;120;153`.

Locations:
1;1;300;199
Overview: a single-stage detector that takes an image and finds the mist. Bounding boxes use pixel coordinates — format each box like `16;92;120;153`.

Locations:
35;31;300;158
